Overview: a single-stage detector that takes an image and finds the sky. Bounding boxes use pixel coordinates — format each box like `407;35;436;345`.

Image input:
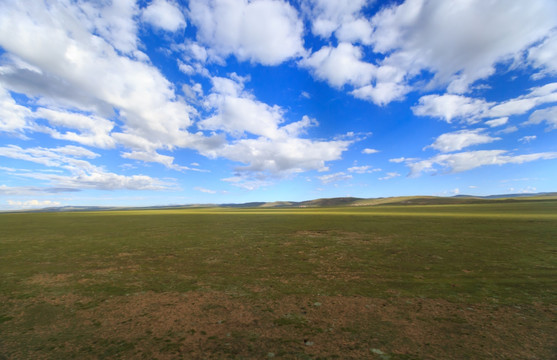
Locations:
1;0;557;210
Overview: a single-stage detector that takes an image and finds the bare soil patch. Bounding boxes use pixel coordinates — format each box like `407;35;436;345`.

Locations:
1;291;555;359
26;273;72;286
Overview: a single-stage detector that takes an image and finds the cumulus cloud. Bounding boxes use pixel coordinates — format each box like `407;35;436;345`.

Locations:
200;95;286;139
369;0;557;94
412;94;493;123
142;0;186;32
300;43;375;88
196;74;352;174
78;0;141;56
362;148;379;154
298;0;557;105
407;150;557;177
351;81;409;106
188;0;305;65
425;129;501;153
301;0;372;44
0;1;192;141
211;137;350;174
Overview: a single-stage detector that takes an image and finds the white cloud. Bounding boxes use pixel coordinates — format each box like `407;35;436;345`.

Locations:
188;0;305;65
302;0;372;44
0;145;99;168
142;0;186;32
369;0;557;94
200;95;286;139
210;137;350;174
378;172;400;181
78;0;141;56
414;83;557;124
300;43;375;88
0;145;170;191
318;172;352;184
7;199;61;209
496;126;518;135
485;117;508;128
300;0;557;105
195;74;351;175
412;94;492;123
179;41;209;64
177;60;195;75
222;174;273;190
425;129;500;153
200;75;287;140
121;150;204;172
515;186;537;194
0;185;74;196
194;186;216;194
0;85;31;133
519;135;537;143
336;18;373;45
407;150;557;177
488;83;557;118
33;108;115;148
389;157;415;163
348;165;379;174
0;0;194;155
48;172;170;191
524;105;557;131
121;150;173;167
351;81;409;106
528;30;557;78
362;148;379;154
182;82;204;101
53;145;100;159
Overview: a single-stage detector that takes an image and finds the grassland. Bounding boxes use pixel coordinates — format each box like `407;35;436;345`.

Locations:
0;200;556;359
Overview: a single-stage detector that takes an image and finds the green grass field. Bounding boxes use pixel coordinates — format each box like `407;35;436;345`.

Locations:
1;200;556;359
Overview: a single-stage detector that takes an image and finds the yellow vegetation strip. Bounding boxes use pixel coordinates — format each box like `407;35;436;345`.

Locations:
75;208;557;220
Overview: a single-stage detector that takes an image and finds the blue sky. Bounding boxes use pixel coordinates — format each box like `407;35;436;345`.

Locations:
1;0;557;209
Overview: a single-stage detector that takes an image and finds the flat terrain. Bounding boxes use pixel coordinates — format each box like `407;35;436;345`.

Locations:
1;200;556;359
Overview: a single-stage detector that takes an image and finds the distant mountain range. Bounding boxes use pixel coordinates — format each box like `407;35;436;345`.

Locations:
13;192;556;213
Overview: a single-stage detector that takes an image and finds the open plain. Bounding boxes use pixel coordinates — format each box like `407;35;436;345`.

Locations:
1;199;556;359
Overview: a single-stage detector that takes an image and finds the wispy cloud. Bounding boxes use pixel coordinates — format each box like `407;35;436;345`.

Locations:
378;172;400;181
407;150;557;177
6;199;61;209
317;172;353;184
194;186;217;194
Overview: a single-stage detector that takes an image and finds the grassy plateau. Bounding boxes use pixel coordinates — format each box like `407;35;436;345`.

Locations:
0;199;556;359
